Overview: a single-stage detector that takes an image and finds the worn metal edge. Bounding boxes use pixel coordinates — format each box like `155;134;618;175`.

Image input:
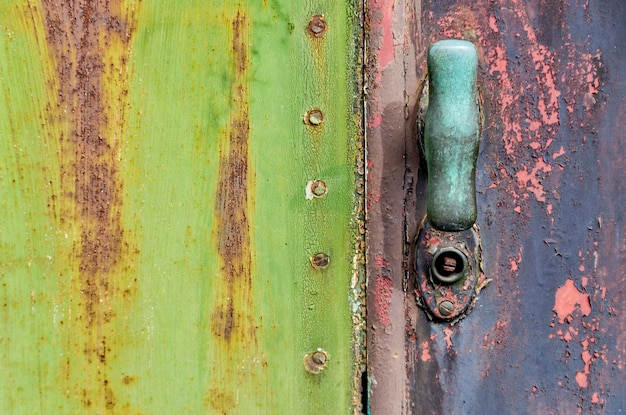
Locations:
348;0;367;413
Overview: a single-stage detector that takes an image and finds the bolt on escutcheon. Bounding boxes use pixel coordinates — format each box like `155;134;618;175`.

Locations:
438;300;455;317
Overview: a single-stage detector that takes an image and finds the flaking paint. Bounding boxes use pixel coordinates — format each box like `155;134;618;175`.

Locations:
367;0;626;412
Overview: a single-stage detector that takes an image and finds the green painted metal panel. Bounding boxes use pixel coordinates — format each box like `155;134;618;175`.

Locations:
0;1;364;413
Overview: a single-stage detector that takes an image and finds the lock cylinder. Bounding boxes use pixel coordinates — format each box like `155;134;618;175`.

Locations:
431;247;468;285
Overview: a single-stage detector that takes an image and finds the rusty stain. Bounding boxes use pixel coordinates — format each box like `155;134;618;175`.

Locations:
207;11;261;414
211;11;254;345
206;388;236;413
42;0;133;326
40;0;138;411
121;375;137;385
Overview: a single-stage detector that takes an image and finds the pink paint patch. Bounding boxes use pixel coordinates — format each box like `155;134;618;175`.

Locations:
575;371;588;388
443;327;454;350
375;255;389;267
372;0;395;69
489;15;498;32
368;112;383;128
552;146;565;159
515;157;552;202
374;276;393;326
420;341;432;362
553;279;592;323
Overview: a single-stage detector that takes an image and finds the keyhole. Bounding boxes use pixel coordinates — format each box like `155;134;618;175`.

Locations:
431;247;467;284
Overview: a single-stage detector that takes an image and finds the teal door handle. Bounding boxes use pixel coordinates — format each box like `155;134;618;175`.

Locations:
424;40;480;231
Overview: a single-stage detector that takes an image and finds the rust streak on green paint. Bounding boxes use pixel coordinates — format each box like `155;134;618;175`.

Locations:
208;10;263;413
40;0;137;410
41;0;134;326
211;10;254;346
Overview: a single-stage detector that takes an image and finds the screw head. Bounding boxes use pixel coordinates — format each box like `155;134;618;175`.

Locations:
438;300;455;317
307;15;327;37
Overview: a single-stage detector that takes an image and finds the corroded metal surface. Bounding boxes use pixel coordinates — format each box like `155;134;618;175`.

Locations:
414;219;485;322
0;1;364;413
367;0;626;413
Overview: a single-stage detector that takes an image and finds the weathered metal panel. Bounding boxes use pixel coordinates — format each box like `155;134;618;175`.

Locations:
0;1;364;413
366;0;626;413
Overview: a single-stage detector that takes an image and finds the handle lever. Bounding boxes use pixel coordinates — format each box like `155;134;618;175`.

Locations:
424;40;480;231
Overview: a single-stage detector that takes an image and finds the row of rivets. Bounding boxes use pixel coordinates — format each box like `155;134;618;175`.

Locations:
303;14;329;375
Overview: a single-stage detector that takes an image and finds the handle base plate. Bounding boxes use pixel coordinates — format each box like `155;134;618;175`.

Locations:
414;216;488;323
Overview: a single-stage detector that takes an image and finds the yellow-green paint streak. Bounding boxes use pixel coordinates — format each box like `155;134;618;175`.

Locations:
0;0;362;413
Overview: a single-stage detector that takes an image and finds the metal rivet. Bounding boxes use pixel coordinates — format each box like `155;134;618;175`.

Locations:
306;179;328;200
304;349;328;374
438;300;455;317
310;253;330;269
307;15;327;37
304;108;324;126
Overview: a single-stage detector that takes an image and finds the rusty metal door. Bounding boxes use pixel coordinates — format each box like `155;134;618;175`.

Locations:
366;0;626;413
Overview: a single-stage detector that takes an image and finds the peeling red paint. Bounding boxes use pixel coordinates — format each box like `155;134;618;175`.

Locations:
553;279;592;323
372;0;624;412
368;111;383;128
375;255;389;267
374;276;393;326
514;157;552;202
372;0;395;69
366;0;397;132
552;146;565;159
433;3;564;211
576;338;598;389
420;341;432;362
508;247;522;274
442;327;454;350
